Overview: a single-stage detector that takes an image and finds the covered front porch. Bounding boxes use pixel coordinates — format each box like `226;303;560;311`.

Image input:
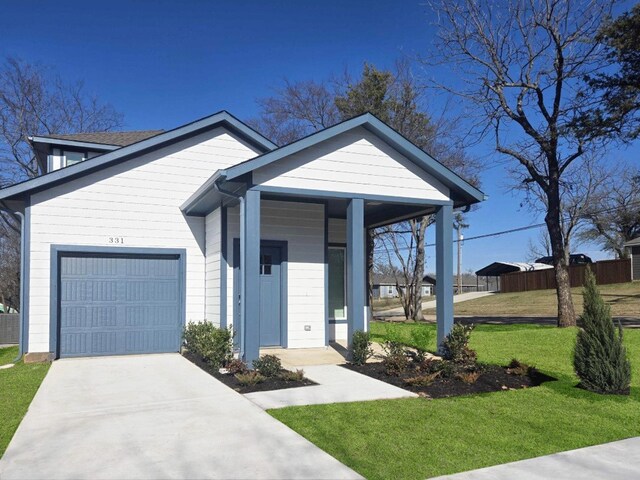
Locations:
181;113;484;366
188;183;455;366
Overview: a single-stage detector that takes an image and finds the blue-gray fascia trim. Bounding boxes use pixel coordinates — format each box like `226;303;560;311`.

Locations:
222;112;485;205
220;207;228;329
48;245;187;359
252;185;454;207
0;111;276;202
180;171;227;215
29;136;120;151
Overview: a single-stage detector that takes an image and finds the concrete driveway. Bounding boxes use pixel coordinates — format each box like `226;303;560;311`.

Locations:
0;354;361;480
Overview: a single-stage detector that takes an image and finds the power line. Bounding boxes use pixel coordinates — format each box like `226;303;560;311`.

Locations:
374;200;640;251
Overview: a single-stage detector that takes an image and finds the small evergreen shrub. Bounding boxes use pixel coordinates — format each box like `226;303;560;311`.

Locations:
574;269;631;395
442;323;477;365
417;358;455;378
280;369;305;382
183;321;233;368
227;358;248;375
350;330;373;365
382;341;409;376
253;354;282;377
235;371;265;386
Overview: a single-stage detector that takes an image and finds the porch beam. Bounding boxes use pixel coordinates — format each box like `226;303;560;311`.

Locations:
347;198;366;345
242;189;261;367
435;203;454;349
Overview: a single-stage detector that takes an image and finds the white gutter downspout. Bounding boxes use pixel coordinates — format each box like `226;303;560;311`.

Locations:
212;176;246;359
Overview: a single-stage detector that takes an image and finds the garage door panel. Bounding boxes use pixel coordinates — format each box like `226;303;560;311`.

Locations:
59;253;182;358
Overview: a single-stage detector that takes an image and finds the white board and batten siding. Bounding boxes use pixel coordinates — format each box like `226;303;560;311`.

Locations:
252;126;451;202
27;128;260;353
226;200;326;349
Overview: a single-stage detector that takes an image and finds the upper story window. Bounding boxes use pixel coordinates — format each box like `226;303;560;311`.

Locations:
64;151;85;166
47;149;101;171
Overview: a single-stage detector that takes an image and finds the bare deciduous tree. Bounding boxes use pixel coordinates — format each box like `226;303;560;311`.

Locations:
579;166;640;258
0;56;123;186
0;56;123;307
427;0;614;326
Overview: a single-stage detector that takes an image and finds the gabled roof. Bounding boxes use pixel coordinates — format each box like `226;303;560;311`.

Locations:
183;112;485;215
0;111;276;202
34;130;164;147
214;112;483;205
624;237;640;247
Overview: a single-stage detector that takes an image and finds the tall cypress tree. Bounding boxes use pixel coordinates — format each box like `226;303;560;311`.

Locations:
574;269;631;395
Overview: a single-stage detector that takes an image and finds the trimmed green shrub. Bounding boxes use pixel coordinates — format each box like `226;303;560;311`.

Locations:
183;321;233;368
442;323;477;365
350;330;373;365
574;269;631;395
235;371;265;386
253;354;282;377
382;341;409;376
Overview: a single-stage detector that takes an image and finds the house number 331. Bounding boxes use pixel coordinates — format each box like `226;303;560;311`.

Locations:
108;237;124;244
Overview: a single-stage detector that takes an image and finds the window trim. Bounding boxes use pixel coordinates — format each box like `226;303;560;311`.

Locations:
328;246;347;321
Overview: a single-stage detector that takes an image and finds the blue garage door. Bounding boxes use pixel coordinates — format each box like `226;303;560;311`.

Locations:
59;253;182;358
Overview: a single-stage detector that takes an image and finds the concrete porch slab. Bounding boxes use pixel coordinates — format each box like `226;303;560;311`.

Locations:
261;341;385;369
244;364;417;409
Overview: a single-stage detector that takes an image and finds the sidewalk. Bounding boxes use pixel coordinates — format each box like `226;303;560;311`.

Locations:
431;437;640;479
244;364;417;409
375;291;496;318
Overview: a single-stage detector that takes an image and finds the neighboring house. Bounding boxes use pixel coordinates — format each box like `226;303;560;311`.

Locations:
0;111;484;364
625;238;640;280
372;275;433;299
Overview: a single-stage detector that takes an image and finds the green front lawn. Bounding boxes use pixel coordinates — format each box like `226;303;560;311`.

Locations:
270;322;640;480
424;281;640;318
0;346;50;458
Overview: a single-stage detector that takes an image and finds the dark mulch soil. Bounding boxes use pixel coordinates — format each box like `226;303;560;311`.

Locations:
183;352;316;394
343;362;556;399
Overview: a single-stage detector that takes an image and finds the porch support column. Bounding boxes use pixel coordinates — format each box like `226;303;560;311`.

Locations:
242;189;261;367
435;203;454;349
347;198;366;346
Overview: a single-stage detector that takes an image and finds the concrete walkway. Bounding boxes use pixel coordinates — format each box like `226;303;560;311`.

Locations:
245;364;417;409
375;291;496;318
431;437;640;479
0;354;362;480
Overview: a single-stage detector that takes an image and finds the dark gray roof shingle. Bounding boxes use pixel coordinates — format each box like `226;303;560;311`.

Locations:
40;130;164;147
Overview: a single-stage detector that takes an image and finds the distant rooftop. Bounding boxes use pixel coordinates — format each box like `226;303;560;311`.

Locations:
38;130;165;147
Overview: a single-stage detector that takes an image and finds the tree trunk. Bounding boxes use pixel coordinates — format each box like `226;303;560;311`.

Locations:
367;230;375;320
546;186;576;327
412;217;428;321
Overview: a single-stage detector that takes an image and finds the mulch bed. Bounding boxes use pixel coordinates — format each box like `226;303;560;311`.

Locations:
343;362;556;399
183;351;316;394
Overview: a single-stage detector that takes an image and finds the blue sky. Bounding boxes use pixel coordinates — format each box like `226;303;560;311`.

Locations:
1;0;637;272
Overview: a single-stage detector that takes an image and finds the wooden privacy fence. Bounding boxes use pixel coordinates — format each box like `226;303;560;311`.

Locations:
500;258;632;293
0;313;19;344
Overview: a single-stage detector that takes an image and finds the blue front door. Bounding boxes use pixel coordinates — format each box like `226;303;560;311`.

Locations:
259;246;282;346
